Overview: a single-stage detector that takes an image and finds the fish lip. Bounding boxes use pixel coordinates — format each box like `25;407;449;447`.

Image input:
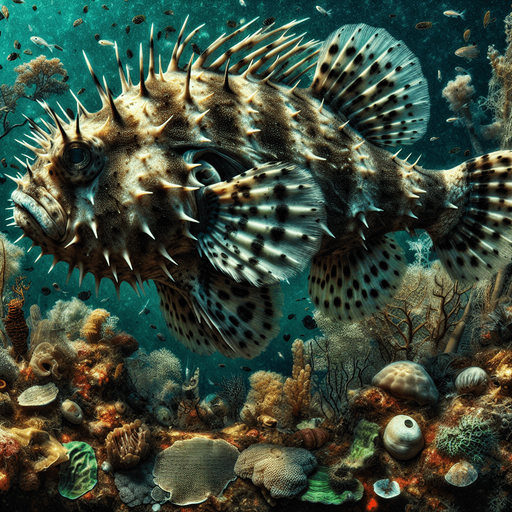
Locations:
11;188;67;241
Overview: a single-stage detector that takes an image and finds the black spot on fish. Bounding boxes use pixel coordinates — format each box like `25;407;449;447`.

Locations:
302;315;317;330
287;314;296;320
77;290;91;301
41;287;51;296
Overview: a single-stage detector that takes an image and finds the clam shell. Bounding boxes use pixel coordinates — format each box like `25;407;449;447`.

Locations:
18;382;59;407
455;367;489;395
60;399;84;424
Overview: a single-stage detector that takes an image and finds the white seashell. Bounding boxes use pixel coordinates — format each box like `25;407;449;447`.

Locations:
18;382;59;407
445;460;478;487
372;361;439;405
60;399;84;424
383;415;424;460
455;367;489;395
154;405;173;426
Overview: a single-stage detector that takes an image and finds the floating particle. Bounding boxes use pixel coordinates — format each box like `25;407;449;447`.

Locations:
483;11;490;28
163;9;173;15
102;4;109;10
263;17;275;26
23;49;32;55
94;33;100;40
111;23;117;27
302;315;317;330
240;366;252;372
463;29;470;42
449;147;461;154
126;48;133;58
287;314;296;320
83;5;88;13
389;14;396;18
132;14;145;24
150;324;157;329
23;267;34;272
227;20;237;28
41;287;51;296
156;333;166;342
13;40;21;49
415;21;432;29
32;5;36;10
283;333;291;341
125;25;130;34
77;88;86;95
191;43;201;55
63;75;69;82
73;18;83;27
7;52;19;61
77;290;91;301
2;6;9;19
0;159;6;168
464;149;470;156
218;363;226;368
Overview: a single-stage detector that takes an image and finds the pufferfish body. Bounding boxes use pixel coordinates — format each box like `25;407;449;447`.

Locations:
10;19;512;358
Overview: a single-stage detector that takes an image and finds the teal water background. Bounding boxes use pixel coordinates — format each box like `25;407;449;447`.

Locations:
0;0;506;385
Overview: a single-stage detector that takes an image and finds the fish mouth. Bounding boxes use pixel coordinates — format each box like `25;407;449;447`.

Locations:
11;188;68;241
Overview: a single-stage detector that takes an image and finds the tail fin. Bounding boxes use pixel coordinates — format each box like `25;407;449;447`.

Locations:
428;151;512;283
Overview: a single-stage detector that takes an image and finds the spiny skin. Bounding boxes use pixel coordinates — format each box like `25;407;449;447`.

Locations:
10;23;475;357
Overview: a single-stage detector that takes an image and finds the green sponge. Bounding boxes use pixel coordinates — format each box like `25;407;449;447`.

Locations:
58;441;98;500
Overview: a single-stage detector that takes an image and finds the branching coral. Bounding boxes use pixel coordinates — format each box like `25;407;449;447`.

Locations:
0;56;69;139
105;419;150;470
442;74;483;154
283;339;312;422
81;308;110;343
215;374;247;421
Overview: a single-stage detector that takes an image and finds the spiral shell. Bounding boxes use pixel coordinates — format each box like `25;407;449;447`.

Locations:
294;427;329;450
383;415;424;460
455;367;489;395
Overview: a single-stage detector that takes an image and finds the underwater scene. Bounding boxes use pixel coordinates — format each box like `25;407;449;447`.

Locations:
1;0;512;510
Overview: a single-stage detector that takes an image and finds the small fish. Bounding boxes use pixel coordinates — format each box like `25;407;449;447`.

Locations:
191;43;202;55
139;299;150;315
2;6;9;19
0;159;6;168
156;333;166;341
125;25;131;35
100;297;110;303
437;70;442;82
240;366;252;372
94;34;100;41
52;282;69;294
99;40;115;46
239;0;246;6
227;20;237;28
483;11;490;29
263;17;275;27
446;117;460;123
449;147;461;154
32;5;36;11
77;88;86;95
102;4;109;10
23;49;33;55
7;53;19;61
163;9;174;15
41;287;51;296
150;324;157;329
83;5;88;14
463;29;470;43
455;66;469;74
415;21;432;30
316;5;332;17
287;313;296;319
77;290;91;301
126;49;133;59
443;10;465;20
157;31;162;40
13;0;25;4
73;18;84;27
13;40;21;50
218;363;226;368
31;36;60;52
65;108;74;120
455;45;480;61
389;14;396;18
283;334;291;341
464;149;470;157
430;137;439;141
278;351;285;360
132;15;146;25
23;266;34;272
302;315;317;330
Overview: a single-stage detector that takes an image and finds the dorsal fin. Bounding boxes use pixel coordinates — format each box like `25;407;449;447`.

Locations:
309;24;430;147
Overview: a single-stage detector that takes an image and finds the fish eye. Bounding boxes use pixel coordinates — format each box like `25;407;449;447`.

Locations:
63;142;91;171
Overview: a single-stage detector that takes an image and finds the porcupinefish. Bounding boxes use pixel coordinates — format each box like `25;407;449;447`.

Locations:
9;19;512;358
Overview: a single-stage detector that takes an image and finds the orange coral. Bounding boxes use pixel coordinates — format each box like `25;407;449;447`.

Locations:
3;276;30;361
81;309;110;343
283;339;311;420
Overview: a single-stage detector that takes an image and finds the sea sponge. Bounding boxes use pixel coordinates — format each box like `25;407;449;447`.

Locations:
105;419;150;470
244;370;286;423
372;361;439;405
153;437;239;506
235;443;317;502
47;297;91;340
81;308;110;343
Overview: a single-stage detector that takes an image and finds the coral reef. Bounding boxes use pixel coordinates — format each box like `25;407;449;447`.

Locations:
105;419;150;470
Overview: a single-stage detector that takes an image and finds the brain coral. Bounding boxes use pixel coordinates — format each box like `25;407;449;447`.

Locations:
235;443;317;501
153;437;239;506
